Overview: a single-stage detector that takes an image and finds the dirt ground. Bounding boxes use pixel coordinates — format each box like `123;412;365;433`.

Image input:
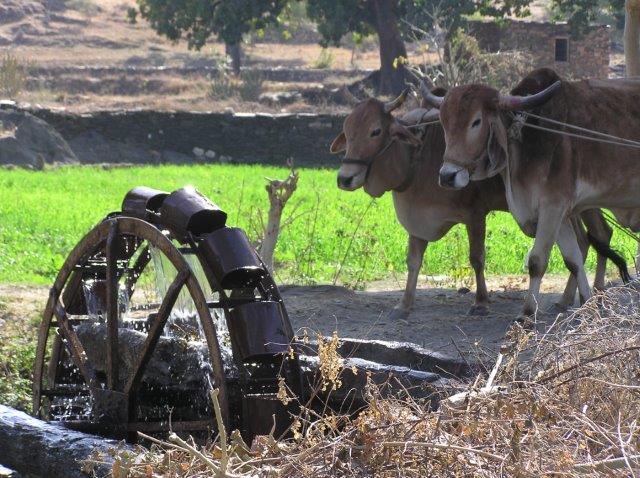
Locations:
282;275;578;362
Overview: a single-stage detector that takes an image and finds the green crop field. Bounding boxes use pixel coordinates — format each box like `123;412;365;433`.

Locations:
0;164;636;287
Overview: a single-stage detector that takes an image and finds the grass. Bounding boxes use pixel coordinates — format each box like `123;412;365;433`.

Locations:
312;48;335;69
0;51;28;98
0;164;637;288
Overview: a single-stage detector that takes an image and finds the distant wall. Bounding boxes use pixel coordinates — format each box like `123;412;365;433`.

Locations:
29;109;346;168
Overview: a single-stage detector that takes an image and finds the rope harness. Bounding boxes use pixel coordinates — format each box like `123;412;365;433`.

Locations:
509;111;640;150
340;138;396;183
506;111;640;243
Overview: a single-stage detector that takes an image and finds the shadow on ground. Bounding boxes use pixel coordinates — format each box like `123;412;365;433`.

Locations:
282;285;566;361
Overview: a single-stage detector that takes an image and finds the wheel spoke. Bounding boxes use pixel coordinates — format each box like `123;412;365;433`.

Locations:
123;245;150;299
53;304;97;388
125;269;189;396
105;221;120;390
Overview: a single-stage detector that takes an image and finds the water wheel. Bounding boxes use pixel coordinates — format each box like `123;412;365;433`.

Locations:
32;186;303;442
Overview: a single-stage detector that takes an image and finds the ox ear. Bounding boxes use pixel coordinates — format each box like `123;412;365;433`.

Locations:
486;117;508;175
390;121;421;147
471;116;508;180
330;132;347;153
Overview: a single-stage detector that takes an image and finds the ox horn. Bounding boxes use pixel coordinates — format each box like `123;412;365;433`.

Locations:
341;86;361;106
383;88;409;113
498;80;562;110
421;81;444;109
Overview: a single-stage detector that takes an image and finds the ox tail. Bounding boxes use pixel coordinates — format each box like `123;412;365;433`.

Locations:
586;232;632;284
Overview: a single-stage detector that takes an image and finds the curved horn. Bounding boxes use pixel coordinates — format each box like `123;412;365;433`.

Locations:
498;80;562;110
421;108;440;123
422;82;445;109
383;88;409;113
340;86;361;106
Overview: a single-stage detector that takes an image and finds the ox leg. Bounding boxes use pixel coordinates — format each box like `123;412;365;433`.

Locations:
556;216;591;311
582;209;612;290
466;217;490;316
387;235;428;321
522;209;564;317
556;219;592;305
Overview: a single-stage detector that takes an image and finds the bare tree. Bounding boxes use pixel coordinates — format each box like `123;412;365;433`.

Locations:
260;164;299;273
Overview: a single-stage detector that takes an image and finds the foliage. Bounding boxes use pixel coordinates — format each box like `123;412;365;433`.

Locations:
133;0;288;49
305;0;533;47
551;0;625;37
208;72;237;100
311;48;334;69
0;165;633;288
0;305;37;411
0;52;28;98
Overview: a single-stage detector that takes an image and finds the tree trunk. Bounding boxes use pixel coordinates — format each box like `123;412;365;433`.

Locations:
372;0;408;95
225;42;242;75
626;0;640;77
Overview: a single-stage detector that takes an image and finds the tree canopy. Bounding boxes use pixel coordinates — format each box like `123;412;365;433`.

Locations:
551;0;625;37
306;0;533;94
133;0;288;72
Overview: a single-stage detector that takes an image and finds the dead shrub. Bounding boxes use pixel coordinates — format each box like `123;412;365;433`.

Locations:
208;70;264;102
0;52;28;98
408;19;534;92
237;71;264;102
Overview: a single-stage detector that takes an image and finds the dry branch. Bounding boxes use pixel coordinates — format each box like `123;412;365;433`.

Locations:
260;161;299;272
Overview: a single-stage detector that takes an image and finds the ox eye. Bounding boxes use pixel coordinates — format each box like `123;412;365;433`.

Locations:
471;118;481;128
370;128;382;137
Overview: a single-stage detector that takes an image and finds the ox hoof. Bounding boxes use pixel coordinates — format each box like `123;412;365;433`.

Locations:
467;304;490;316
386;308;410;322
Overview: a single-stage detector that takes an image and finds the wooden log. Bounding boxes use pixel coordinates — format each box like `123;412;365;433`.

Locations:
0;405;132;478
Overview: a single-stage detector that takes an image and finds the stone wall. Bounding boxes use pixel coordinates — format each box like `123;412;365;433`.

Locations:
29;108;345;167
468;20;610;79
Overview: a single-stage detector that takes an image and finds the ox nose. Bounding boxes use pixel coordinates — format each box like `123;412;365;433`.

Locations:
438;170;456;188
337;175;353;189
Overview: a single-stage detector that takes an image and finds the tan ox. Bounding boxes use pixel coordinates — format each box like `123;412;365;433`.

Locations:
424;68;639;316
331;88;629;319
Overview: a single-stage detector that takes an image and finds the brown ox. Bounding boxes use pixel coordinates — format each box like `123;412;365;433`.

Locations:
424;68;640;316
331;88;629;319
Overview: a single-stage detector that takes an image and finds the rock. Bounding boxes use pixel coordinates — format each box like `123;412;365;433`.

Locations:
205;149;216;159
192;147;204;157
0;405;133;478
0;110;77;168
0;464;20;477
259;91;302;106
74;322;236;391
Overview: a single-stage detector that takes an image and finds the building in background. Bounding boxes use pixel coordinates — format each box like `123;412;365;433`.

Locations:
468;19;610;79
